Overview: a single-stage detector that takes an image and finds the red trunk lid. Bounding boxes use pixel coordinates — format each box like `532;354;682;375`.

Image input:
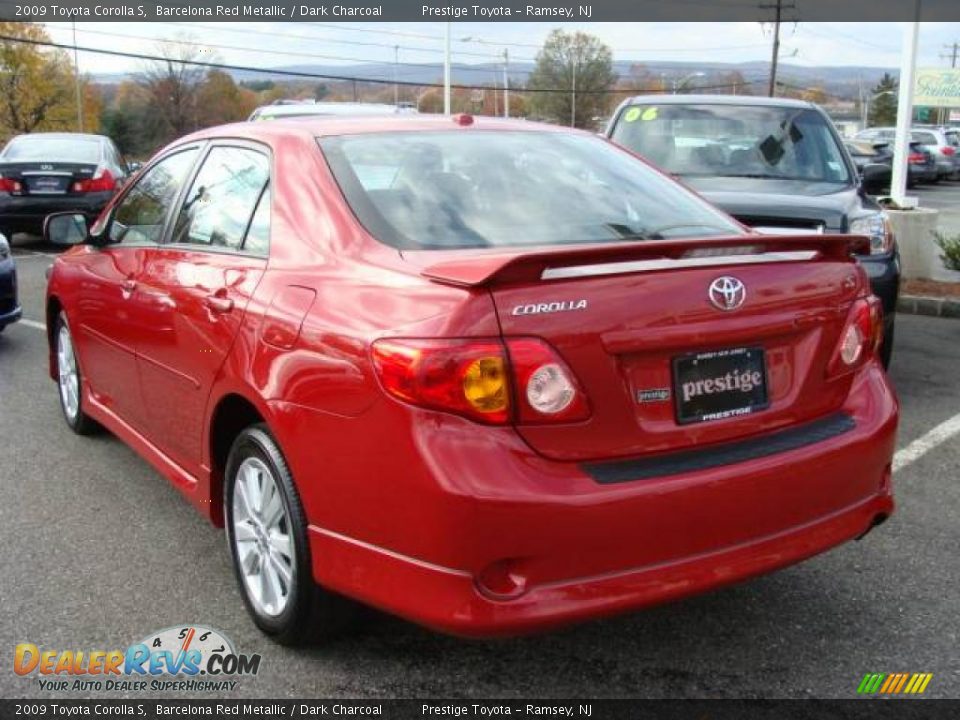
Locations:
417;235;870;462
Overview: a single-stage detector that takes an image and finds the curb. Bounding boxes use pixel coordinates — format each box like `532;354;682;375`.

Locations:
897;294;960;319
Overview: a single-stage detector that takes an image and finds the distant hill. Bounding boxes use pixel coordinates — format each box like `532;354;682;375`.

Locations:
91;59;898;101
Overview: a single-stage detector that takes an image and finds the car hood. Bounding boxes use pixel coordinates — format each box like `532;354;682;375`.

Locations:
680;176;865;232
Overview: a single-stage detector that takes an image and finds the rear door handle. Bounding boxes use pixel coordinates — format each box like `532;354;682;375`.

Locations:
204;293;234;314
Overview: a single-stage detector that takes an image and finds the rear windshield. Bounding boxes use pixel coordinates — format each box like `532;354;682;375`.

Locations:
610;104;853;186
2;136;101;164
319;131;742;251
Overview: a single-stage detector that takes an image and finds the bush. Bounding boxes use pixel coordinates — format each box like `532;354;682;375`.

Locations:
933;231;960;272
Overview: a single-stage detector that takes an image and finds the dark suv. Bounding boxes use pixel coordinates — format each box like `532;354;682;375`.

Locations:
606;95;900;366
0;133;130;240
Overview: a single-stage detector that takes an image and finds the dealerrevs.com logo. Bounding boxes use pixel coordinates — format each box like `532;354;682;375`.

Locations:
14;625;261;693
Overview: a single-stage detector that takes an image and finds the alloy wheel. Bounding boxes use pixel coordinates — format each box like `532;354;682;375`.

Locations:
231;457;296;617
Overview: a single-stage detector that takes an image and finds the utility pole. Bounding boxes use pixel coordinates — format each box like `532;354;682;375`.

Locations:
72;21;82;132
759;0;795;98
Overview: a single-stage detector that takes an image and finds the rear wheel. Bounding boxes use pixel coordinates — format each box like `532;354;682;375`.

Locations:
225;425;356;644
55;312;99;435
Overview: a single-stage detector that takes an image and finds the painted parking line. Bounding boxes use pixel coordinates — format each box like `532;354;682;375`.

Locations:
12;251;58;259
17;318;46;331
8;318;960;474
893;413;960;472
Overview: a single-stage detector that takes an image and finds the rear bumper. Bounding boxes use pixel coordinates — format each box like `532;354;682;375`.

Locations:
0;192;112;233
298;364;898;637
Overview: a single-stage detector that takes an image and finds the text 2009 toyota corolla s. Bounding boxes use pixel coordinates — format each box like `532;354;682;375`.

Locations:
43;114;898;643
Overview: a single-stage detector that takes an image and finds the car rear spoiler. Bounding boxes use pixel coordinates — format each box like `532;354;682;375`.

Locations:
420;234;870;288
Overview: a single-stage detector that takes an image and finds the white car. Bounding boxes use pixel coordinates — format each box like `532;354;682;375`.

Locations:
248;101;418;121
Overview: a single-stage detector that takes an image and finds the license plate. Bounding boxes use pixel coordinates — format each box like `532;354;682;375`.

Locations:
28;177;65;194
673;347;768;424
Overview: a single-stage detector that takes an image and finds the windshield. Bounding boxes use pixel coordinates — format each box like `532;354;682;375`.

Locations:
610;104;853;185
2;136;101;163
319;131;742;251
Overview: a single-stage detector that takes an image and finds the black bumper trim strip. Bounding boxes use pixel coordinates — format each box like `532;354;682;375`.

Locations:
582;412;856;484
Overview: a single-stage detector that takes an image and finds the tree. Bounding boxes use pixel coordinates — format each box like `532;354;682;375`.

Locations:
868;73;898;128
0;22;91;136
527;30;617;128
137;40;206;138
196;70;258;127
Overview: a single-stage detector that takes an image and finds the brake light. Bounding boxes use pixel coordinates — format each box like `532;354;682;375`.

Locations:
0;176;22;194
942;146;956;156
372;339;510;424
72;168;115;193
908;152;926;164
828;296;883;375
371;337;589;425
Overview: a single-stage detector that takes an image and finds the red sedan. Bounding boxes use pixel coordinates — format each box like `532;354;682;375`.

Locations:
44;115;898;642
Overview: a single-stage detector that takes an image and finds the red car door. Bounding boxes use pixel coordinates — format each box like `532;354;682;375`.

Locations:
135;144;271;474
70;148;200;431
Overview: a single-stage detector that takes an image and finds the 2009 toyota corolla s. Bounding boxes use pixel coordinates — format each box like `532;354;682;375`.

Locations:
43;114;898;643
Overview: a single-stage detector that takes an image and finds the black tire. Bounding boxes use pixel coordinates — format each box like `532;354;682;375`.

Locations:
54;312;100;435
224;424;356;644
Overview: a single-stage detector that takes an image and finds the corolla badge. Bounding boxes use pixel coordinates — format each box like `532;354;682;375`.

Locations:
512;299;587;316
708;276;746;311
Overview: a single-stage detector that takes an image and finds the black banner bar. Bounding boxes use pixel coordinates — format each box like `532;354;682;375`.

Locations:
3;700;960;720
0;0;959;22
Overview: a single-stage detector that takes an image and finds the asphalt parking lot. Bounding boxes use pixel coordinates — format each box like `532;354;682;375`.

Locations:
2;227;959;700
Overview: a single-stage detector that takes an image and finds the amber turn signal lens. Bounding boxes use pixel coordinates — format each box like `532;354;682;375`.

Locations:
462;357;508;414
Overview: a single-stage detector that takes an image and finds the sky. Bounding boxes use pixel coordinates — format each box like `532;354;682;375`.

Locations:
41;21;960;80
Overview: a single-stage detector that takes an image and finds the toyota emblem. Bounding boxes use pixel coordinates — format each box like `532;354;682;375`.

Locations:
708;276;746;311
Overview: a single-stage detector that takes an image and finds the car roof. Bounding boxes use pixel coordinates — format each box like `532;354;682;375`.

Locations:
179;114;575;145
251;102;408;119
618;94;817;109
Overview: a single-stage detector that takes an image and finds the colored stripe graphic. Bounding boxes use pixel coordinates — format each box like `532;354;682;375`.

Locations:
858;673;932;694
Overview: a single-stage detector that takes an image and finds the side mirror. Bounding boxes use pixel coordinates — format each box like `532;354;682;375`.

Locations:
860;162;890;192
127;161;142;173
44;212;89;246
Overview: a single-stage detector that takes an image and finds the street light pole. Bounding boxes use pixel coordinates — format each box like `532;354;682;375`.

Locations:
502;49;509;118
393;45;399;107
571;54;577;128
443;22;451;115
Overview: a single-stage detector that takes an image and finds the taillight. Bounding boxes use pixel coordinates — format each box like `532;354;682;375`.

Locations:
0;176;23;194
371;339;510;424
908;152;926;164
942;146;956;156
505;338;590;424
829;296;883;376
370;337;589;425
72;168;115;193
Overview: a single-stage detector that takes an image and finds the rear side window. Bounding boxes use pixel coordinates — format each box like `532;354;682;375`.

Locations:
945;131;960;147
110;149;199;245
2;136;101;164
170;146;269;251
